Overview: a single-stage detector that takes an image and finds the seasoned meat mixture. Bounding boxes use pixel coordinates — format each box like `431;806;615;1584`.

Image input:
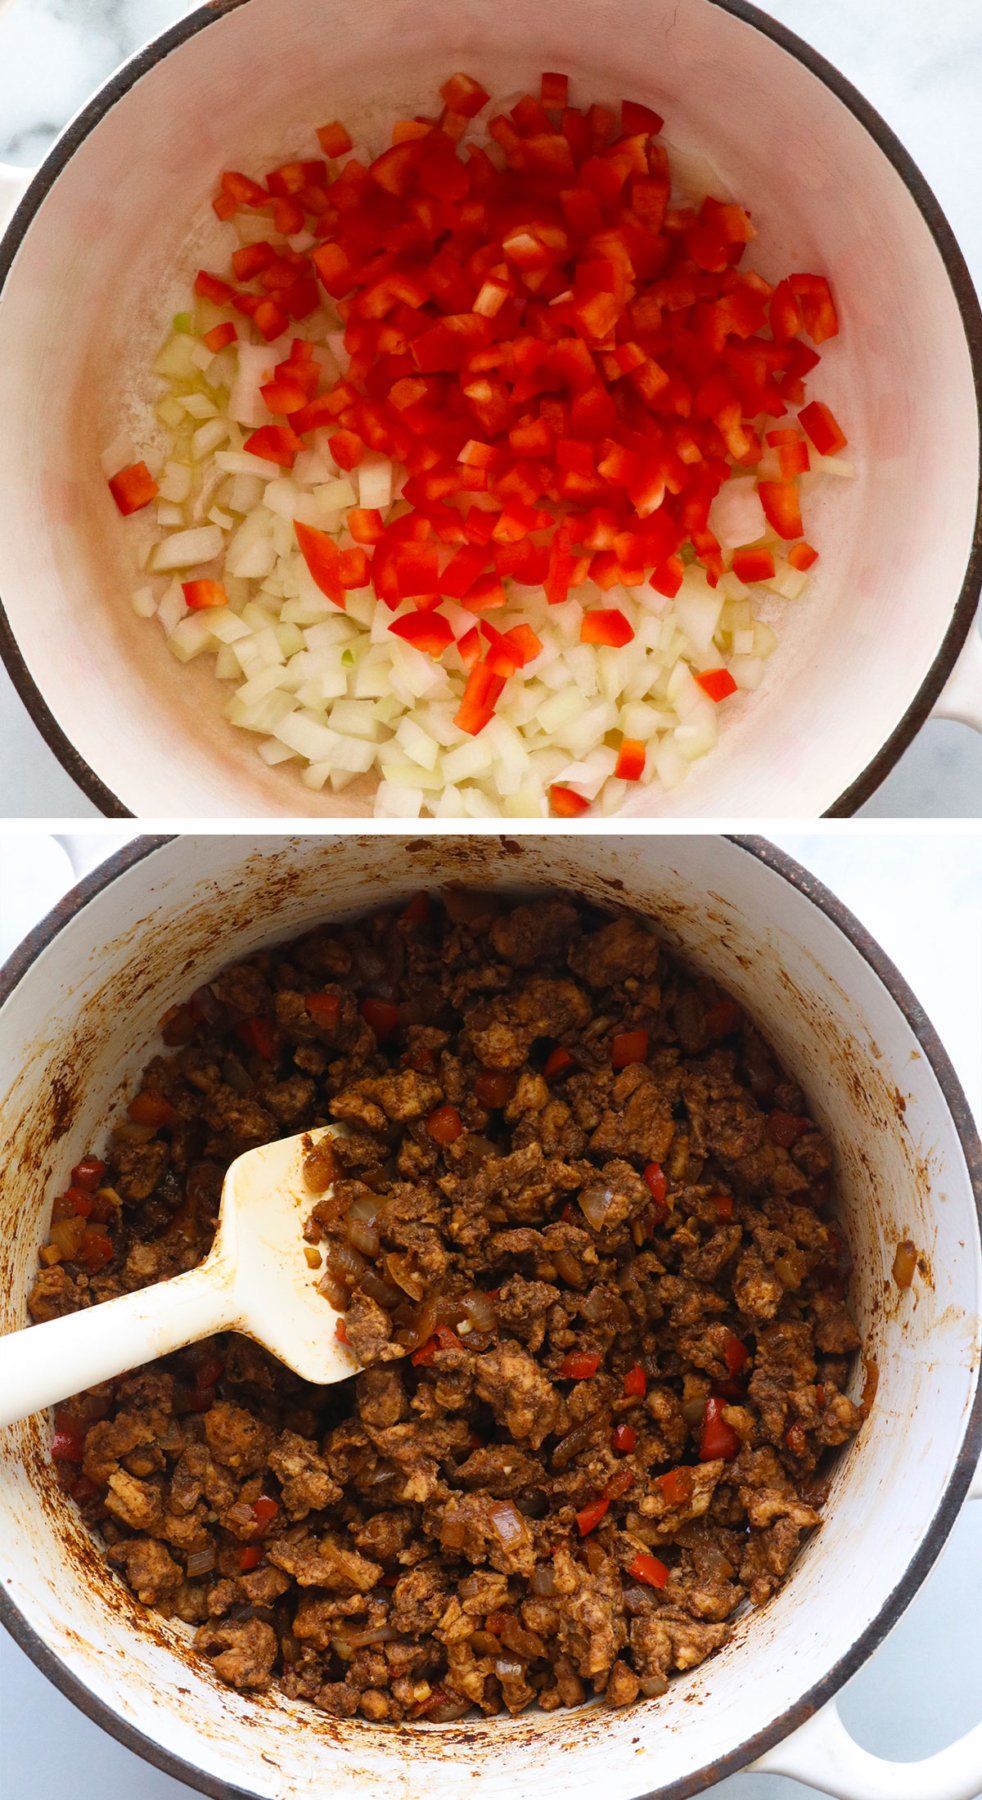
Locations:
31;890;868;1721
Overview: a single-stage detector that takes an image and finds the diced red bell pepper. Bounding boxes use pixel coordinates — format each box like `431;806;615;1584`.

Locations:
543;1046;574;1080
580;609;634;647
128;1091;177;1129
391;541;439;598
336;1317;350;1344
390;611;454;656
732;547;775;584
238;1016;277;1060
259;376;309;415
328;428;366;469
317;120;353;157
77;1228;114;1273
295;521;346;606
237;1545;263;1572
622;98;663;135
643;1163;667;1205
758;478;803;539
305;991;341;1028
51;1414;86;1463
612;1424;637;1454
549;785;590;817
232;241;275;281
312;240;356;297
769;278;802;343
798;400;847;456
108;462;158;516
440;72;490;118
656;1466;693;1506
454;660;505;735
788;541;818;571
615;737;645;781
252;1495;279;1530
789;273;839;343
181;579;228;611
243;425;303;467
412;1324;466;1366
559;1351;601;1379
610;1028;648;1069
219;169;269;208
540;71;570;110
399;892;430;927
767;1109;810;1147
575;1497;610;1536
71;1158;106;1191
650;555;684;599
253;298;289;341
699;1396;741;1461
457;625;481;667
723;1331;749;1377
694;668;738;703
473;1070;516;1108
194;269;235;306
623;1363;646;1399
348;507;384;544
766;426;811;479
338;546;370;588
427;1103;464;1145
360;997;400;1040
628;1551;669;1588
202;321;238;353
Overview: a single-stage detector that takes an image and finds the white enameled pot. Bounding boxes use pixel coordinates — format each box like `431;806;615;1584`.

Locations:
0;0;980;819
0;833;979;1799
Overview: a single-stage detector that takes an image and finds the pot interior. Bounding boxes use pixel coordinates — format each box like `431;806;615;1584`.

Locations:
0;0;978;816
0;834;978;1800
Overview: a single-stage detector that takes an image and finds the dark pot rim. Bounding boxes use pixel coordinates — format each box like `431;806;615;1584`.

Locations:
0;830;980;1799
0;0;980;819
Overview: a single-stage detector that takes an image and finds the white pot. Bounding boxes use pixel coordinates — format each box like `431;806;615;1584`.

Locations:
0;833;979;1798
0;0;980;818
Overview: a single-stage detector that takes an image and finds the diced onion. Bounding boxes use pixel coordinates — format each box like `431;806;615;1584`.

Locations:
579;1184;615;1230
489;1500;524;1545
461;1289;497;1333
150;525;224;571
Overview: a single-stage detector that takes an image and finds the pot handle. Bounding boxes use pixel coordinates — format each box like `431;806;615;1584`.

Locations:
754;1474;982;1799
930;622;982;732
0;161;34;236
748;1699;978;1800
752;1704;982;1800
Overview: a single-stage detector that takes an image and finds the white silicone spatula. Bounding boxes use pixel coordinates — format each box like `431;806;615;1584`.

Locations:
0;1125;358;1430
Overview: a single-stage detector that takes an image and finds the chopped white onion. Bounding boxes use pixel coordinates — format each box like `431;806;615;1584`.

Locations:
150;525;225;571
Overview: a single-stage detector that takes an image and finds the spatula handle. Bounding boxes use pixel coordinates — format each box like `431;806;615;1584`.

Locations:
0;1260;237;1429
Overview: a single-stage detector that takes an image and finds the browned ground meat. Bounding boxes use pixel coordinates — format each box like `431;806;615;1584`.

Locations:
31;890;869;1723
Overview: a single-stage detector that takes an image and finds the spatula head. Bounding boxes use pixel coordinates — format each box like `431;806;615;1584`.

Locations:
214;1123;361;1387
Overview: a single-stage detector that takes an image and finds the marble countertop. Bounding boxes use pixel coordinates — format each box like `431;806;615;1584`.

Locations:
0;827;980;1800
0;0;980;817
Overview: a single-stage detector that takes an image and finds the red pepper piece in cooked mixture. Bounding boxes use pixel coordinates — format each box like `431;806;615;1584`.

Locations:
28;890;870;1721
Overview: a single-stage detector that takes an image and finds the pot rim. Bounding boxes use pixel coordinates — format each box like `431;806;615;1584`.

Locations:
0;830;980;1800
0;0;979;820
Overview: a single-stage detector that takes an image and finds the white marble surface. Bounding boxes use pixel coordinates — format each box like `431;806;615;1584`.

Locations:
0;828;979;1798
0;0;980;817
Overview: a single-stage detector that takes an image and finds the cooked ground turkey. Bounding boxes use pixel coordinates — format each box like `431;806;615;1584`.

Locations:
31;889;867;1722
